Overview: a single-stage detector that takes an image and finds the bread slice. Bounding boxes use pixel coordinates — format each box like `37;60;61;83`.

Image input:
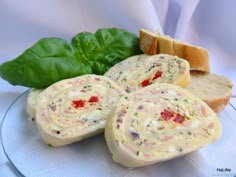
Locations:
139;29;210;72
186;71;233;113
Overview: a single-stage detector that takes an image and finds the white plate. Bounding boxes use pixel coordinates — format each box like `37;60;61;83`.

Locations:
1;91;236;177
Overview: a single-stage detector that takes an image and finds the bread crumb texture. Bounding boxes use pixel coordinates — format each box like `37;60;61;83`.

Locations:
186;71;233;113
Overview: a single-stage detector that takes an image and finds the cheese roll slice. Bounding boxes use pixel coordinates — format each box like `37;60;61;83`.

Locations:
36;74;126;147
105;83;221;167
104;54;191;93
26;88;44;121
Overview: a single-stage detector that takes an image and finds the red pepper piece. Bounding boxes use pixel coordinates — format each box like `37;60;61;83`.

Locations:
141;79;150;87
153;71;162;80
160;109;174;121
89;96;99;103
173;114;185;123
72;100;85;108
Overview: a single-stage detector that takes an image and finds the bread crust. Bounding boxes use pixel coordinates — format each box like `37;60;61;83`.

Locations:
182;44;210;72
204;94;232;113
139;29;158;54
139;29;210;72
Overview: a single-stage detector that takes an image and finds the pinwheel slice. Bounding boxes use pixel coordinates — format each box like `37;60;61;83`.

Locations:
26;88;44;121
36;74;126;147
105;83;221;167
104;54;191;93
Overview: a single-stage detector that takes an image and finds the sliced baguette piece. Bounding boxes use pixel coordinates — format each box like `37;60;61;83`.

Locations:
139;29;159;55
105;83;221;167
104;54;191;93
139;29;210;72
186;71;233;113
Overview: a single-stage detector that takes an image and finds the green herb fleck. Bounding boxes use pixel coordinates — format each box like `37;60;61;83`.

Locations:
48;144;53;147
184;99;188;102
136;150;140;156
187;131;192;135
178;147;183;152
82;117;88;122
83;85;92;88
122;77;127;81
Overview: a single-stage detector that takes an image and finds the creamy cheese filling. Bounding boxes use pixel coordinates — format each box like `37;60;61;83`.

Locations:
36;75;125;145
109;83;221;162
105;54;190;92
26;88;44;120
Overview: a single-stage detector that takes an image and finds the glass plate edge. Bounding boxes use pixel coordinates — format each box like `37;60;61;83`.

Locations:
1;91;236;177
0;90;30;177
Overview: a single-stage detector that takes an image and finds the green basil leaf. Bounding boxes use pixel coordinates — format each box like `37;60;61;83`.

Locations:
0;28;142;88
72;28;141;69
0;38;92;88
